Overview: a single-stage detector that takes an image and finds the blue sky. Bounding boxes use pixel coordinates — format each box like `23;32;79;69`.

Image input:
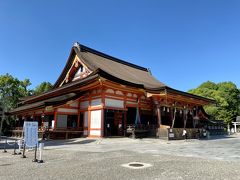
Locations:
0;0;240;91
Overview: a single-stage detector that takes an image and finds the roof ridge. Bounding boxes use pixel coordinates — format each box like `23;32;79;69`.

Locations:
73;42;148;72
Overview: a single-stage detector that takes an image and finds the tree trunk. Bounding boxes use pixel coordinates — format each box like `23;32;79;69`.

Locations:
0;109;5;141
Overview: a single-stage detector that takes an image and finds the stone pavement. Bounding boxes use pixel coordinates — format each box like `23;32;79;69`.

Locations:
43;134;240;162
1;134;240;180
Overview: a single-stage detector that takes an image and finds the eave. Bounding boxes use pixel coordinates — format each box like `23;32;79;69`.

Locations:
23;74;100;104
147;86;216;105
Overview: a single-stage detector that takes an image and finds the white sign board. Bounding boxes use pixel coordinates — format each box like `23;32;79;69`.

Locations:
169;133;175;138
23;121;38;147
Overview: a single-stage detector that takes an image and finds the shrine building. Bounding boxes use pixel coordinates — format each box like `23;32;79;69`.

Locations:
10;42;215;139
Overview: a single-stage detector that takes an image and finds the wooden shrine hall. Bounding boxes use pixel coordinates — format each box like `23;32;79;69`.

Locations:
10;42;215;139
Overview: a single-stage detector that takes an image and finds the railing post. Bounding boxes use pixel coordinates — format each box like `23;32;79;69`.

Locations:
12;140;17;155
22;143;26;158
3;138;7;153
17;139;22;155
32;144;38;162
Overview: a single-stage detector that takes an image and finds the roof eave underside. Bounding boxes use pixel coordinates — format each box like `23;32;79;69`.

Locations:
22;74;100;104
147;86;216;104
10;93;79;115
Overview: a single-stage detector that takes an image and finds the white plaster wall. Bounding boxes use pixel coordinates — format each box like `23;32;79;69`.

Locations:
90;110;102;129
126;101;137;105
91;98;102;107
105;98;124;108
80;101;89;109
57;108;78;113
90;130;101;136
69;101;79;108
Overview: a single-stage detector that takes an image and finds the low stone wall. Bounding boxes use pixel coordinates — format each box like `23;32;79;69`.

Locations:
158;128;169;140
158;128;199;140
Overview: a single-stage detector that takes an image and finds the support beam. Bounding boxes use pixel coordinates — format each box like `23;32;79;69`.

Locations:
157;106;161;126
183;109;187;128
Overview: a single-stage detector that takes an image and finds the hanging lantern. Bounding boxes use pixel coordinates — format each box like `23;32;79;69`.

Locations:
41;113;45;118
190;110;193;115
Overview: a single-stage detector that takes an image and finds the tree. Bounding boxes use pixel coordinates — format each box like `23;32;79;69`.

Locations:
34;81;53;95
20;79;32;96
188;81;240;124
0;74;31;138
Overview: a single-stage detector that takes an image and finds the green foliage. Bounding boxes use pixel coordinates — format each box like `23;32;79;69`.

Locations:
0;73;31;110
0;73;32;136
0;74;53;136
34;81;53;95
188;81;240;124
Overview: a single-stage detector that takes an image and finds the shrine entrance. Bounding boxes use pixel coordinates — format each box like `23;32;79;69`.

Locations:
126;107;136;125
104;109;125;137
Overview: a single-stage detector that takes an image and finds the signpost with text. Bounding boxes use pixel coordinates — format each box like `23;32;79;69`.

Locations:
23;121;38;147
23;121;38;159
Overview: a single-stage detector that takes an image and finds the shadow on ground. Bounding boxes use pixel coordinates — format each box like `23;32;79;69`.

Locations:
0;137;96;150
43;139;96;147
199;135;236;141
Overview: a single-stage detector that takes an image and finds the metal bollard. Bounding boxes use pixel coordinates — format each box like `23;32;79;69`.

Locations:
38;143;44;163
3;139;7;153
22;143;26;158
12;140;17;155
32;144;38;162
17;139;22;155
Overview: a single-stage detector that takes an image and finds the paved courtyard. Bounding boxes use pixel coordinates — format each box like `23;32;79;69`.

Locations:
1;134;240;180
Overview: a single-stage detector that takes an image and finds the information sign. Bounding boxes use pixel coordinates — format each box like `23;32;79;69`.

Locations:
23;121;38;147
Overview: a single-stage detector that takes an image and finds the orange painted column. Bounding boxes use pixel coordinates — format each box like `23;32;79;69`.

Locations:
87;95;91;137
41;113;44;129
54;109;57;130
101;87;105;137
157;105;161;126
77;100;80;129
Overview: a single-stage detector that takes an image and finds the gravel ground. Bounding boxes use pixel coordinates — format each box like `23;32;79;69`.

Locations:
1;135;240;180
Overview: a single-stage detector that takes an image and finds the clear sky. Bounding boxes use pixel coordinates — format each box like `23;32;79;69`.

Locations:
0;0;240;91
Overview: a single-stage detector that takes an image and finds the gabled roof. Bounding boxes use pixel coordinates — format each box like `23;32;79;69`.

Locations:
54;42;166;90
53;42;215;104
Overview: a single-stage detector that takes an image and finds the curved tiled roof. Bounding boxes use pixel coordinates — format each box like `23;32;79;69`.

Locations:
54;42;166;90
